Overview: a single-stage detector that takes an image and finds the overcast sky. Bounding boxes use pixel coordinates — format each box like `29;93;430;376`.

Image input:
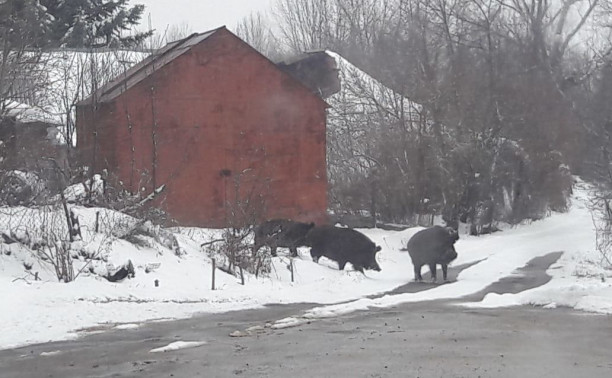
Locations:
136;0;274;35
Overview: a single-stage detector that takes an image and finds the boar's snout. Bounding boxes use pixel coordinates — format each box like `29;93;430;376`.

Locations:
372;245;382;271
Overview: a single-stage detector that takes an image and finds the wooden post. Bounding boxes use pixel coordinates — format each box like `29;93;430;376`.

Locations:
211;258;216;290
239;266;244;285
60;192;74;242
95;211;100;233
255;257;261;279
290;259;294;283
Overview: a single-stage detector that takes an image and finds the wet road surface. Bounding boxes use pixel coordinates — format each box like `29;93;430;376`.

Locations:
2;251;611;378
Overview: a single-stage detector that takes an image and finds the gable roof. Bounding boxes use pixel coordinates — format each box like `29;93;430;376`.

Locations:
77;26;328;108
277;50;340;99
77;27;223;105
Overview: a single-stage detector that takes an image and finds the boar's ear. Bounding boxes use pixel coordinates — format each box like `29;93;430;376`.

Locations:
375;245;382;252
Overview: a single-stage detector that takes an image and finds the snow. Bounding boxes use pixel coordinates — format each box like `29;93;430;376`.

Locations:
3;101;63;125
39;350;62;357
63;174;105;203
1;179;611;350
149;340;207;353
271;317;308;329
323;50;432;179
114;323;140;330
326;50;424;124
1;50;148;142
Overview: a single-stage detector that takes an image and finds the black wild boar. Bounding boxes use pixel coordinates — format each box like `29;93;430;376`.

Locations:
252;219;315;257
405;226;458;282
306;225;382;273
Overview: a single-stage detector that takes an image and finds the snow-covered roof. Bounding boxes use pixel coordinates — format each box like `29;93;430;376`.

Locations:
2;101;63;125
324;50;424;126
6;50;150;146
2;49;150;130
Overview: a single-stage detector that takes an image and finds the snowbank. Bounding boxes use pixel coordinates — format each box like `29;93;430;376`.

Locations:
0;180;610;350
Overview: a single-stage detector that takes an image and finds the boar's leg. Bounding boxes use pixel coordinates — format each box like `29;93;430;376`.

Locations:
338;260;347;270
252;244;262;258
441;264;449;281
428;263;437;282
289;246;299;257
270;245;278;257
310;248;321;263
413;264;423;281
252;234;264;257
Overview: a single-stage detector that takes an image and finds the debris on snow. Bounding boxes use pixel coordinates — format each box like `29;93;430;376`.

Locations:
149;341;207;353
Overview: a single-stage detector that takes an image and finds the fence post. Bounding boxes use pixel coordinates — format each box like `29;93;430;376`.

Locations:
212;258;216;291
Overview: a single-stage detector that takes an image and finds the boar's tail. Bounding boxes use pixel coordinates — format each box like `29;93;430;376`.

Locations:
400;247;409;252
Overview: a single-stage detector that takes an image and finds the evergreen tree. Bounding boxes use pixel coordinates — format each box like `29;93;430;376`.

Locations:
41;0;152;48
0;0;52;49
1;0;151;49
1;0;150;116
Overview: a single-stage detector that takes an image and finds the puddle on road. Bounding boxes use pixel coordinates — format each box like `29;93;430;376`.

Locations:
459;251;564;302
368;251;564;302
368;260;484;299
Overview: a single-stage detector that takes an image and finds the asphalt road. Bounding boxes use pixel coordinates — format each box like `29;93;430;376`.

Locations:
2;252;611;378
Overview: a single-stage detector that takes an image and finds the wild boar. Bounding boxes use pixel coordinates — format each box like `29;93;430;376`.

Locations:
253;219;315;257
306;225;381;273
405;226;458;282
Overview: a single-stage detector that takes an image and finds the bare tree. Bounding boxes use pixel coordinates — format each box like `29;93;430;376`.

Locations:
274;0;337;53
270;0;598;229
235;12;283;60
204;167;272;279
0;1;51;118
273;0;397;59
145;22;194;50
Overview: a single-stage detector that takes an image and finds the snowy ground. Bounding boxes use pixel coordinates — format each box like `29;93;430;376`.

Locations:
0;180;610;350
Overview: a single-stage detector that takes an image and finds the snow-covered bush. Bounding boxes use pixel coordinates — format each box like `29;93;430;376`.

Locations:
120;220;182;256
0;170;48;206
199;165;271;279
589;184;612;269
205;227;271;279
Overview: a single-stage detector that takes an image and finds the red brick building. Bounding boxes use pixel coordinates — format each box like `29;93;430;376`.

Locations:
76;27;328;227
